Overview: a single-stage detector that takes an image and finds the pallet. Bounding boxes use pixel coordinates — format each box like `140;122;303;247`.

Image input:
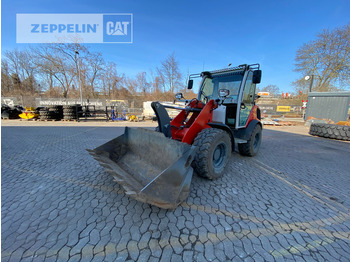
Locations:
61;119;78;122
19;118;39;121
38;119;59;121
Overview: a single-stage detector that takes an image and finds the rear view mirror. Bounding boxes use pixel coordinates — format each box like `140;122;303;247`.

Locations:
219;89;230;98
252;70;262;84
175;93;184;100
187;79;193;89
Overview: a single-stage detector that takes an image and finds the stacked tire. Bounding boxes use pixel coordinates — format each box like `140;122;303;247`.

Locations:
63;105;82;120
49;106;63;120
39;108;52;120
309;123;350;141
39;106;62;120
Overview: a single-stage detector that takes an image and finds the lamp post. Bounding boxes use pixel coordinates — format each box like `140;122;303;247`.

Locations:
304;75;315;93
75;50;83;106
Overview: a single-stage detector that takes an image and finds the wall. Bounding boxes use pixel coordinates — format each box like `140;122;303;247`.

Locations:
306;92;350;122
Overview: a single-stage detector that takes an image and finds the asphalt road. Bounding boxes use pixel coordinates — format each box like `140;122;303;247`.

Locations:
2;125;350;261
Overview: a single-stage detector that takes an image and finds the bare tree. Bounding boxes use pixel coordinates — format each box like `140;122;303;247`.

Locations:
149;69;162;94
136;72;150;94
11;73;21;93
100;62;124;99
294;23;350;92
31;43;91;98
291;79;310;94
3;49;39;95
85;52;104;97
1;61;12;94
180;68;190;95
1;44;190;102
258;84;280;96
157;52;182;93
32;45;71;97
22;75;37;93
4;49;22;78
124;77;138;96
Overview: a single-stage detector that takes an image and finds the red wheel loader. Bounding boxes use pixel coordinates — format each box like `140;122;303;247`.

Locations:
88;64;262;209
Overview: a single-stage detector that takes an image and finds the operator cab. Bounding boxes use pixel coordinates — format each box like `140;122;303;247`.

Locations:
189;64;261;129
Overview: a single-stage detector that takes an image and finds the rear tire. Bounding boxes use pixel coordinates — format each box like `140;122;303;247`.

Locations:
193;128;231;179
238;124;262;156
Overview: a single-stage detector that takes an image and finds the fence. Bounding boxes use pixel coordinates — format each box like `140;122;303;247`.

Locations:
257;103;303;116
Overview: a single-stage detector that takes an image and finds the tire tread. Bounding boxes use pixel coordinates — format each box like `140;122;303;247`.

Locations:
309;123;350;141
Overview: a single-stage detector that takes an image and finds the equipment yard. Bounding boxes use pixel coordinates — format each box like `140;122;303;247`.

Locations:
2;123;350;261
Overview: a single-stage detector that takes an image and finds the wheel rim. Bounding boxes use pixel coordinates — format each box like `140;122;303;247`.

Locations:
212;143;227;168
253;132;261;151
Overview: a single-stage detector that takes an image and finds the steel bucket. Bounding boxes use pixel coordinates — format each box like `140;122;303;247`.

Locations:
88;127;196;209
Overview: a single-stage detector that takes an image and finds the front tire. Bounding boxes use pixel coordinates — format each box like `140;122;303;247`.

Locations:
193;128;231;179
238;124;262;156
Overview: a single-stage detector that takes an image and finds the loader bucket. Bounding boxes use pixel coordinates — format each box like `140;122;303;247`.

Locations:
88;127;196;209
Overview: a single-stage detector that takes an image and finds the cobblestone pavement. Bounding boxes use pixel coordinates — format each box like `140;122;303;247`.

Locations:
2;126;350;261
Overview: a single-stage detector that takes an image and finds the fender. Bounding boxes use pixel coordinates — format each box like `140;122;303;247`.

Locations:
234;119;262;141
208;122;235;151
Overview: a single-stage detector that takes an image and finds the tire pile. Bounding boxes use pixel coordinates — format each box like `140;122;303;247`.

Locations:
309;123;350;141
63;105;82;121
1;105;22;119
39;106;63;120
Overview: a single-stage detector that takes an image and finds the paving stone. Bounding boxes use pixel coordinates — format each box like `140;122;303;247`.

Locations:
2;126;350;262
115;249;128;262
182;250;193;262
160;245;173;262
170;253;183;262
149;239;162;258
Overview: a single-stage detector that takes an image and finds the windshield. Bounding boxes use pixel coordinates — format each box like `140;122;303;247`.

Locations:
199;73;243;103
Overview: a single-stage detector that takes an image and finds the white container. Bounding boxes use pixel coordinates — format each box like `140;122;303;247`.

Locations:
212;105;226;124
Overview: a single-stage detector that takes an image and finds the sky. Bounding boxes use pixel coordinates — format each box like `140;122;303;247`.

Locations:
1;0;350;93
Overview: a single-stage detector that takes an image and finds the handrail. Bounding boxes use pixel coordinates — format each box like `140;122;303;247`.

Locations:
162;104;202;112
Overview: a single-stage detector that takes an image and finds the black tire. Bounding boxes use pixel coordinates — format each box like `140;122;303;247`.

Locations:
309;124;315;134
42;111;54;116
238;124;262;156
309;123;350;141
63;112;77;116
63;105;80;109
63;108;75;113
2;111;9;119
64;115;76;120
193;128;231;179
39;111;50;116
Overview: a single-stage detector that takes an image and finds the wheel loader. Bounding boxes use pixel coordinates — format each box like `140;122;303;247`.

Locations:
88;64;262;209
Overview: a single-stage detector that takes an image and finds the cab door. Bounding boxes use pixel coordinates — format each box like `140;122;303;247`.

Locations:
238;71;256;127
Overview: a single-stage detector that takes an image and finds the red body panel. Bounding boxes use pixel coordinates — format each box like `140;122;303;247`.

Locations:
170;100;260;145
170;99;217;145
245;105;259;127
